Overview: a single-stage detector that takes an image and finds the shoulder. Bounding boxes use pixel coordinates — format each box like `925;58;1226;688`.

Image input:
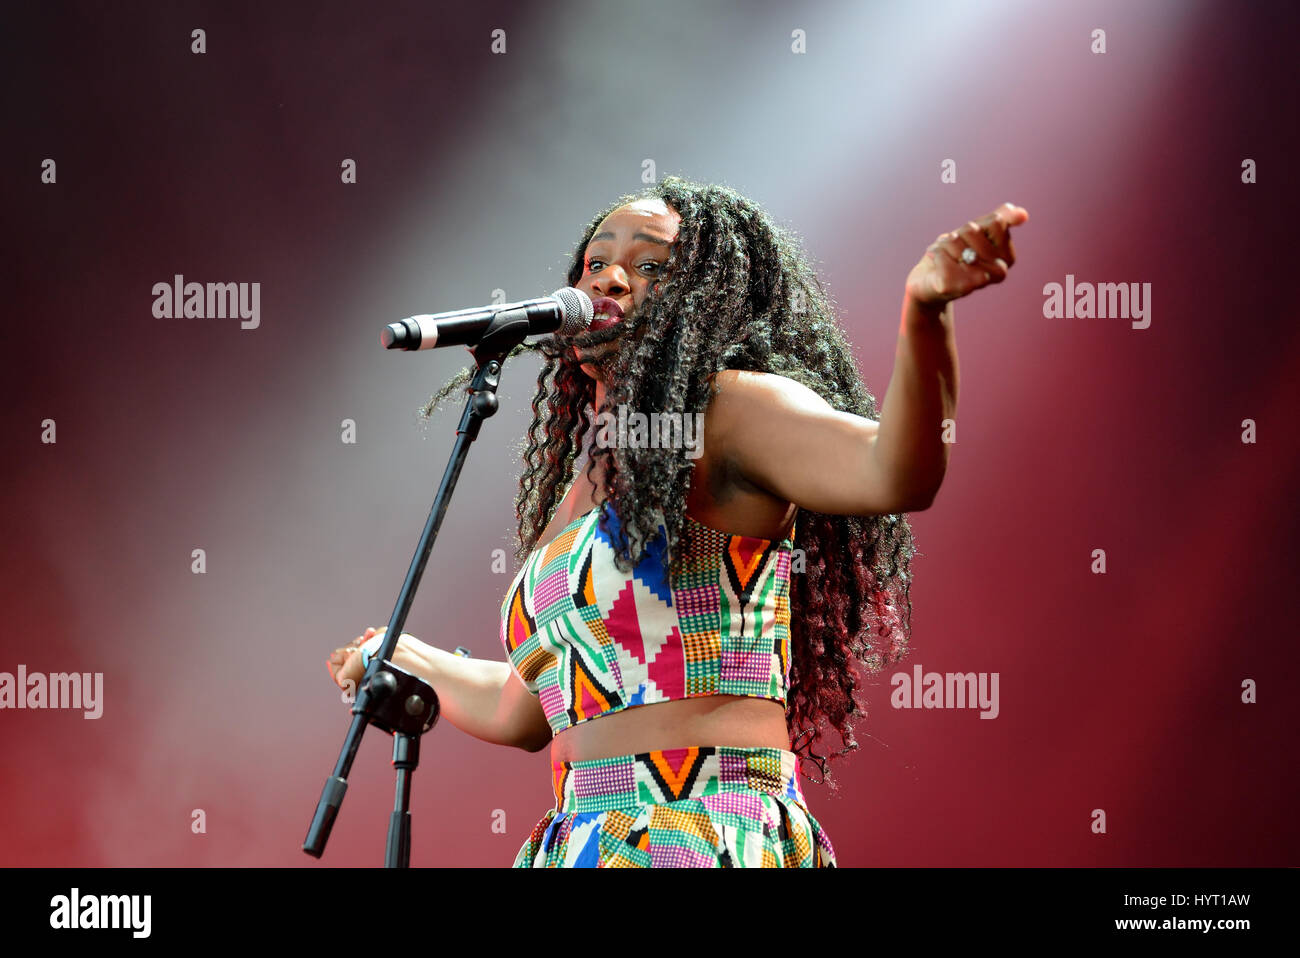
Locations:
702;369;839;474
706;369;833;416
700;369;891;516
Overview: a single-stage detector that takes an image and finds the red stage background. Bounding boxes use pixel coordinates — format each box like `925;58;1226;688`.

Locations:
2;0;1296;866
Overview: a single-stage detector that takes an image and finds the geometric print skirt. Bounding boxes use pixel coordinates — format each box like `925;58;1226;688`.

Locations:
512;746;837;867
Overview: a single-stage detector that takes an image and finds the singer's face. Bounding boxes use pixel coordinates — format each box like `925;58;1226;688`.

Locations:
572;198;681;379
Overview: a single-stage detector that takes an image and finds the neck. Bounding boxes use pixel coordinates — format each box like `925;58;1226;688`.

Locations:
579;378;610;495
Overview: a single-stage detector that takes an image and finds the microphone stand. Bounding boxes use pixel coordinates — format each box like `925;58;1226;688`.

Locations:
303;308;535;867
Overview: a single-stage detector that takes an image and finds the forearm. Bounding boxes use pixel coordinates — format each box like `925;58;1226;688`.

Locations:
872;293;960;510
410;644;517;748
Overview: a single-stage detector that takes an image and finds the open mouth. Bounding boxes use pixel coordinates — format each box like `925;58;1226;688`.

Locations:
589;297;625;331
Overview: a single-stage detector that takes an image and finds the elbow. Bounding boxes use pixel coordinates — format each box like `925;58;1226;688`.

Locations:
891;477;943;514
892;494;933;514
521;730;553;753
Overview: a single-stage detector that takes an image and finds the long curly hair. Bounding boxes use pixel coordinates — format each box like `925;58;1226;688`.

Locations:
420;176;918;790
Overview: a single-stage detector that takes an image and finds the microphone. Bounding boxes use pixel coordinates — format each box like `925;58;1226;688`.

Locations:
381;287;593;350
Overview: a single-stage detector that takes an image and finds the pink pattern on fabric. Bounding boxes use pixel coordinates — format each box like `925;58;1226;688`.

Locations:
700;790;765;819
675;583;721;619
539;684;565;718
534;569;569;610
717;751;750;780
721;649;773;685
572;762;635;800
645;625;685;700
604;580;646;662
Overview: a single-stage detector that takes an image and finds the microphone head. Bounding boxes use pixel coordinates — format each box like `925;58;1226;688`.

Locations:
551;287;593;336
380;322;408;349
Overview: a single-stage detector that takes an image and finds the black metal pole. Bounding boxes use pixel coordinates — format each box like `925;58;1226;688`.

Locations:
303;309;534;865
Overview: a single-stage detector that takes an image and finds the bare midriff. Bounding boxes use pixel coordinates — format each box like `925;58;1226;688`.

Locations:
549;694;790;763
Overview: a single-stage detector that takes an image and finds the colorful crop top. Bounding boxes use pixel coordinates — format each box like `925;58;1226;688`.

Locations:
499;499;796;737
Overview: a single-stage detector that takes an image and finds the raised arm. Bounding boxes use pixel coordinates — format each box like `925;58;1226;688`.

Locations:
708;369;914;515
712;202;1028;516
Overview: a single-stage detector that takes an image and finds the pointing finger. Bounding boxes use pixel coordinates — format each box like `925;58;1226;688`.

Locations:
995;202;1029;227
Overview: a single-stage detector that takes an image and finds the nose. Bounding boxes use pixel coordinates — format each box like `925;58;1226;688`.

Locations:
589;266;630;298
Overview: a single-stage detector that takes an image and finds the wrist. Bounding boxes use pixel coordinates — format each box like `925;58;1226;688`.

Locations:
904;289;948;319
901;291;953;336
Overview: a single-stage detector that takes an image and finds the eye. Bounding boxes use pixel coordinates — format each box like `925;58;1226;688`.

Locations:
586;258;663;274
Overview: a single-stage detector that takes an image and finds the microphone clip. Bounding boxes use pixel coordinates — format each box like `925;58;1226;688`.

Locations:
465;305;533;369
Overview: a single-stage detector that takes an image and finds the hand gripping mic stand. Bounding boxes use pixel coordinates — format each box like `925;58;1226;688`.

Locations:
302;308;537;867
